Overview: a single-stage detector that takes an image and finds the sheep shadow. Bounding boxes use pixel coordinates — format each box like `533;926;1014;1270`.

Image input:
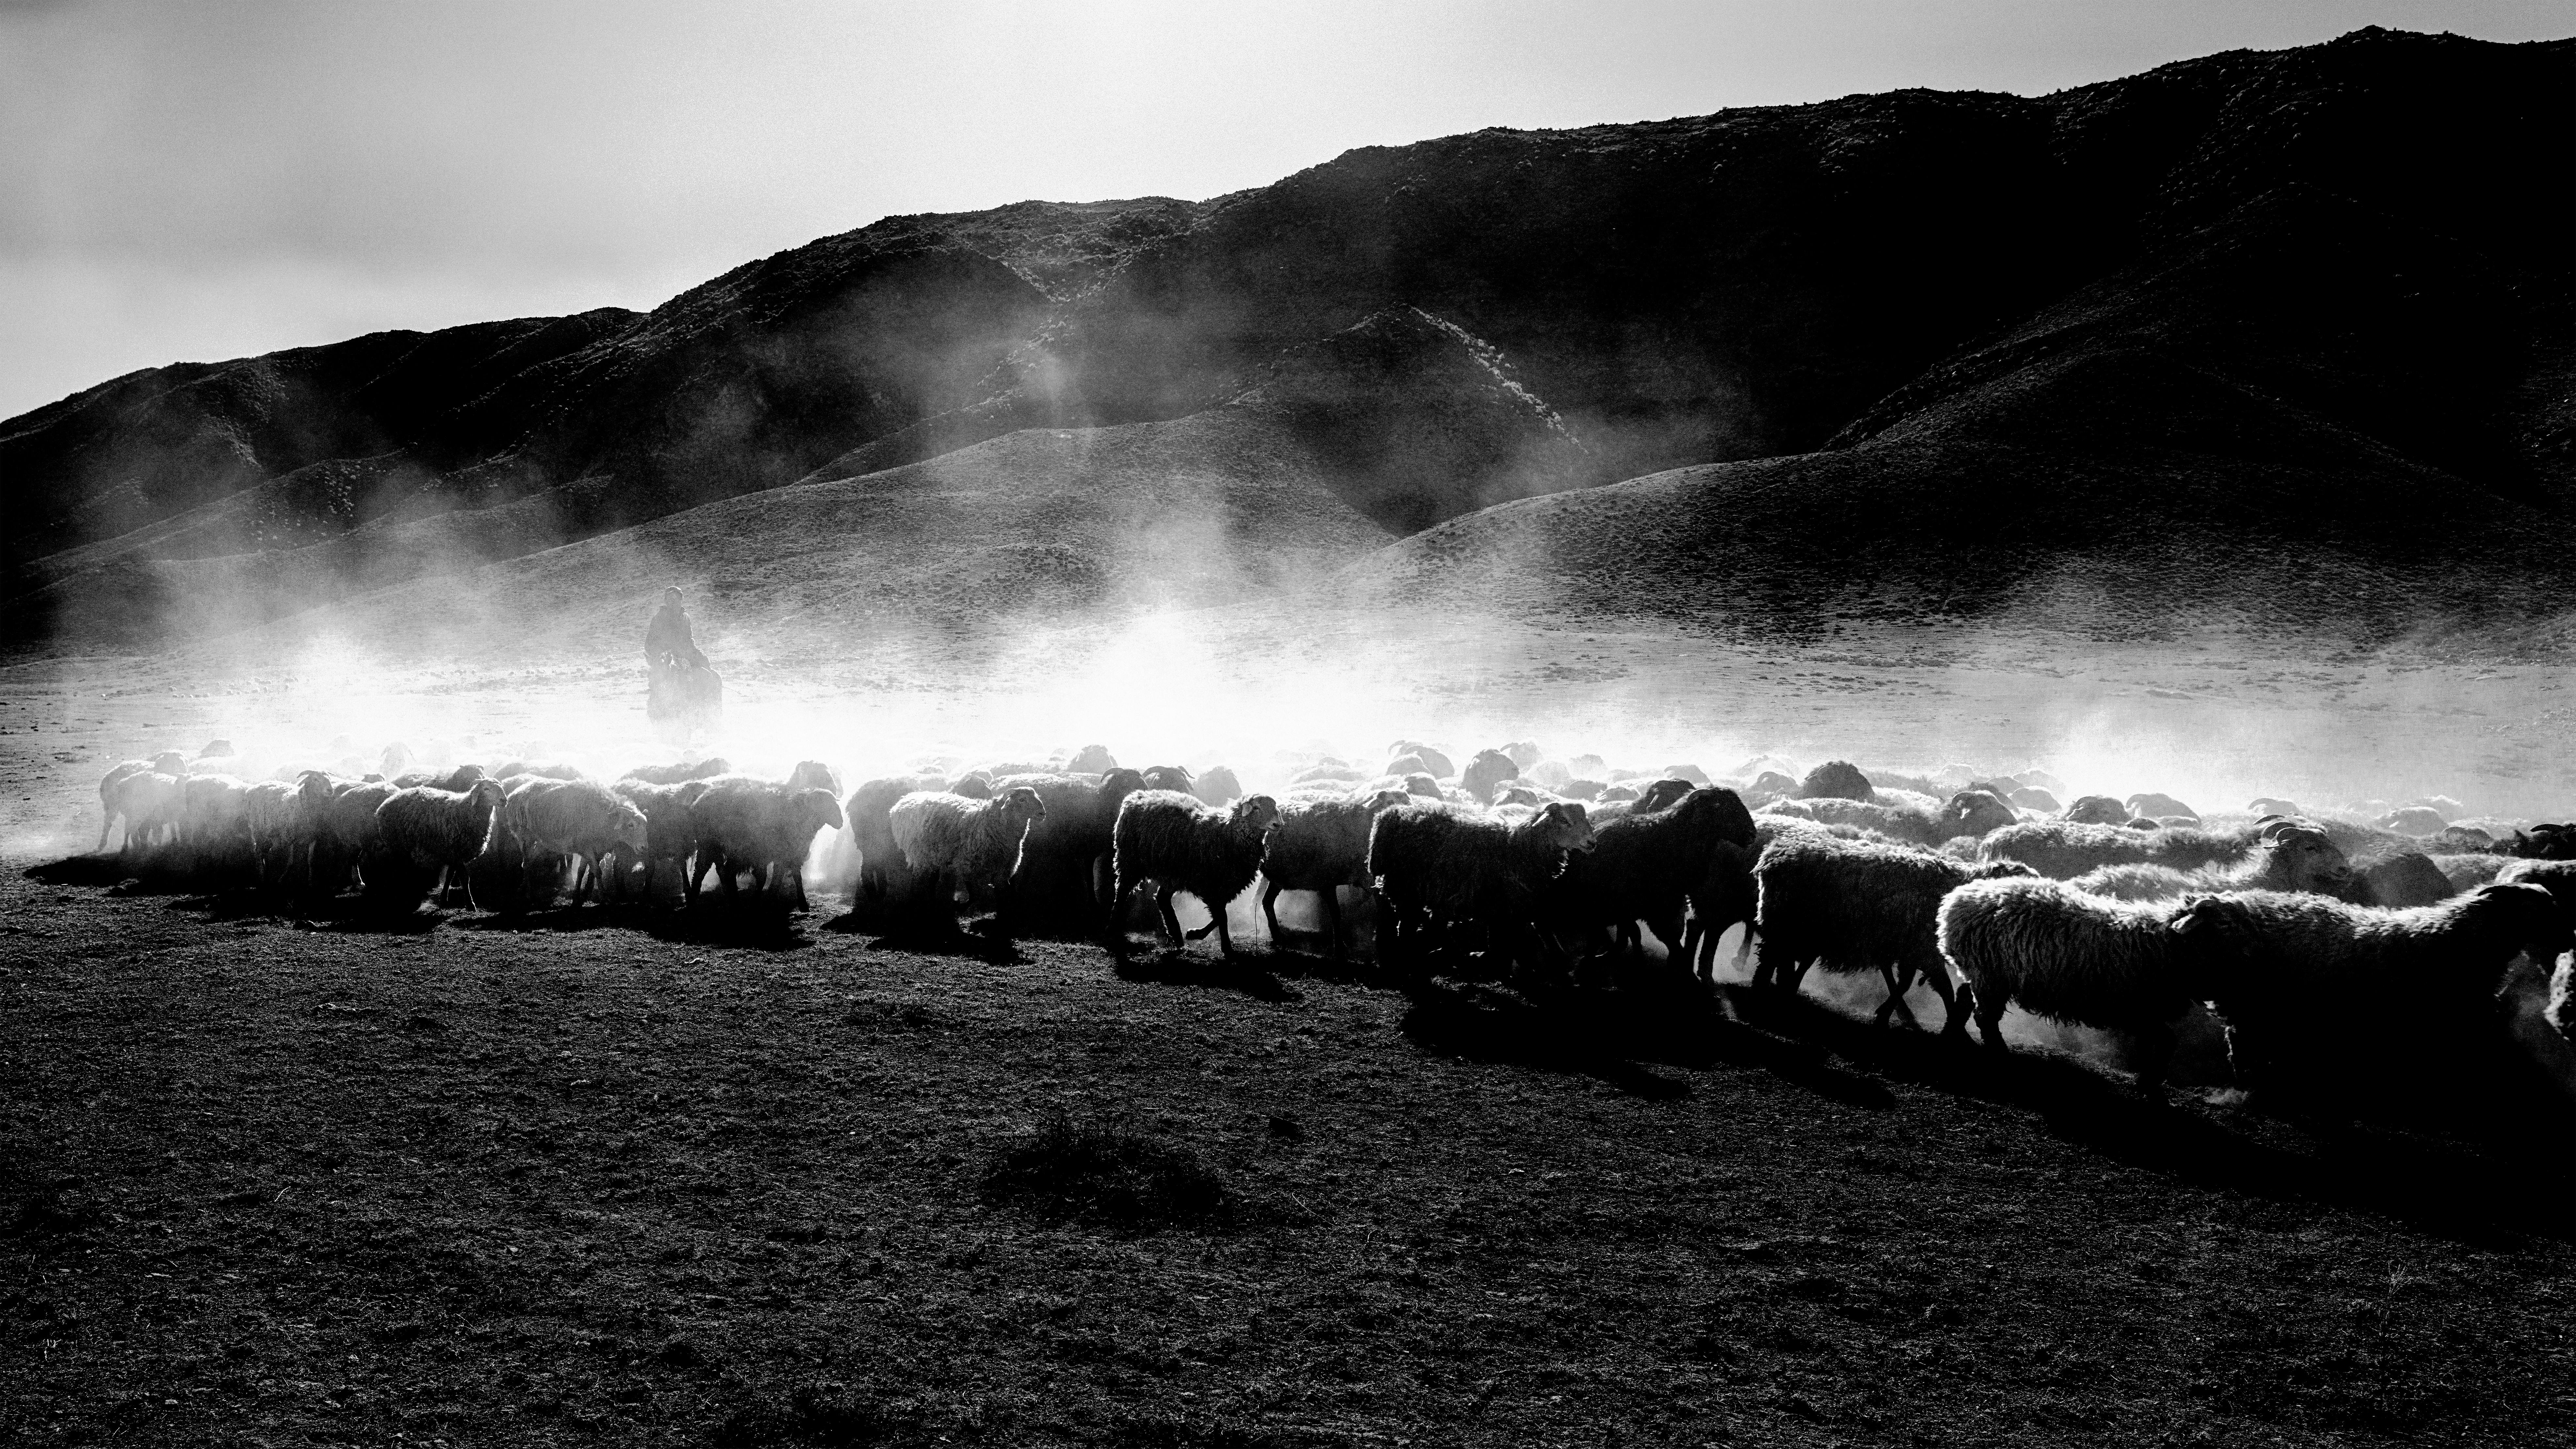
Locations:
1247;941;1383;989
1398;980;1711;1102
832;915;1032;965
24;854;137;888
1731;988;2573;1245
1110;947;1302;1004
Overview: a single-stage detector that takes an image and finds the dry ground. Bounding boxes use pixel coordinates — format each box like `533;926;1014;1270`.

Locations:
7;641;2576;1447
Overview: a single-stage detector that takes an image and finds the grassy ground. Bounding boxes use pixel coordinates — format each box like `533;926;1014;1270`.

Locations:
6;859;2576;1449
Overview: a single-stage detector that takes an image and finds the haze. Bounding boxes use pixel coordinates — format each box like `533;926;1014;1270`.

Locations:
0;0;2562;420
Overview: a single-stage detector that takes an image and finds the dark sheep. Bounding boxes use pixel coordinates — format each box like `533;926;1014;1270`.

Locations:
1758;834;2038;1031
1797;761;1874;802
1555;787;1756;965
1107;791;1283;958
1367;800;1594;976
1459;749;1520;805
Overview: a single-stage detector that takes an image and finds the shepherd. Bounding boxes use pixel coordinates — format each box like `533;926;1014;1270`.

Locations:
645;586;722;740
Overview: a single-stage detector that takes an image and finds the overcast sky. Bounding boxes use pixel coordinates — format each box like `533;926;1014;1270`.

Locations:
2;0;2566;419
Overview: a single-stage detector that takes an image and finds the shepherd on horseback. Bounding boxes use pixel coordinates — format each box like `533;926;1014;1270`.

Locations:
645;587;722;740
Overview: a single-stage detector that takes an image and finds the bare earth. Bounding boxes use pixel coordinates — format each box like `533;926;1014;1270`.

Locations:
6;620;2576;1447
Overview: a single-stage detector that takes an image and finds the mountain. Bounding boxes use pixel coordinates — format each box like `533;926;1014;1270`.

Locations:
4;26;2569;656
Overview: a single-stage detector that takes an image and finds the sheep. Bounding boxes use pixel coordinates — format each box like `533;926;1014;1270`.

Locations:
2065;822;2353;901
1107;791;1283;958
610;777;700;902
315;779;400;896
2431;853;2517;892
1935;877;2222;1092
1258;788;1411;959
96;752;190;850
374;780;508;907
2348;844;2456;908
1066;744;1119;773
786;760;843;797
493;760;586;782
243;770;338;890
2061;795;2131;825
1762;789;2013;849
1755;834;2039;1030
1978;818;2266;879
621;757;731;785
1554;786;1757;967
1797;760;1874;802
887;787;1048;929
845;775;953;906
389;763;489;792
1459;749;1519;804
995;769;1146;933
1192;765;1244;806
2170;883;2572;1109
502;779;651;907
105;768;190;863
1367;800;1594;976
1585;776;1695;825
2126;792;2197;821
685;777;844;908
1140;764;1195;794
1294;763;1367;785
1388;741;1455;778
179;774;255;879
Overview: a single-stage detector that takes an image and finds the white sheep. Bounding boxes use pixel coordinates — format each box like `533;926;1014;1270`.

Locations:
96;752;189;851
887;786;1048;929
1108;790;1284;958
1936;876;2222;1094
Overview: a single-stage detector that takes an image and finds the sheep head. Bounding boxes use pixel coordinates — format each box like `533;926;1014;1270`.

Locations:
797;789;848;834
1365;788;1411;814
1231;794;1283;840
1972;860;2039;882
2263;824;2351;895
447;763;489;790
1141;764;1195;792
952;773;994;799
996;786;1046;832
295;769;337;806
2063;795;2130;825
1097;767;1148;804
152;751;189;774
467;779;506;811
787;760;841;795
1531;801;1595;855
1634;777;1696;814
611;802;651;853
1945;789;2019;838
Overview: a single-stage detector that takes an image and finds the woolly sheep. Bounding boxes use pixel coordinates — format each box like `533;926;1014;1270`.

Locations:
1586;777;1695;825
2126;792;2197;821
995;769;1145;933
1192;765;1244;807
1554;786;1756;966
1388;742;1455;778
315;779;400;896
105;768;190;862
2429;853;2515;893
503;778;650;907
1459;749;1520;804
1108;791;1283;958
1978;819;2266;879
2348;845;2455;908
888;787;1048;928
686;776;843;909
2172;883;2571;1108
622;757;732;786
375;780;508;907
96;752;190;851
244;770;337;891
1068;744;1119;774
390;764;489;793
1757;834;2038;1030
610;777;701;902
844;775;951;905
2065;823;2353;901
1367;799;1593;975
493;761;586;782
2061;795;2131;825
1258;788;1412;959
1797;760;1873;802
1501;741;1542;769
1936;877;2224;1092
179;774;255;878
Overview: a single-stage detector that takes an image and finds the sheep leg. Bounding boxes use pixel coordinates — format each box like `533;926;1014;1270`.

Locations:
1212;904;1236;959
97;812;115;853
1261;881;1284;943
687;851;712;904
1155;886;1183;947
1323;888;1348;962
1972;982;2010;1052
1682;915;1706;977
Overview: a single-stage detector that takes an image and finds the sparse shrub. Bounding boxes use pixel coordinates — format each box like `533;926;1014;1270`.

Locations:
980;1114;1230;1229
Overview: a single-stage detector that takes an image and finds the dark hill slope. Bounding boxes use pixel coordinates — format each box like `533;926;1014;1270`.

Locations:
1339;182;2576;645
3;27;2569;656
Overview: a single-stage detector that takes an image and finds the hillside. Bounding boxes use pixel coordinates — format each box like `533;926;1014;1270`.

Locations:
4;26;2571;656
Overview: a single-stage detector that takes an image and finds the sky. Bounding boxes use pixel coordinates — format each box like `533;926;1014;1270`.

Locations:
1;0;2567;420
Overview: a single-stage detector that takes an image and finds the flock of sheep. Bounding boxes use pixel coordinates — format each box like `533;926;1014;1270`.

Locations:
85;733;2576;1117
